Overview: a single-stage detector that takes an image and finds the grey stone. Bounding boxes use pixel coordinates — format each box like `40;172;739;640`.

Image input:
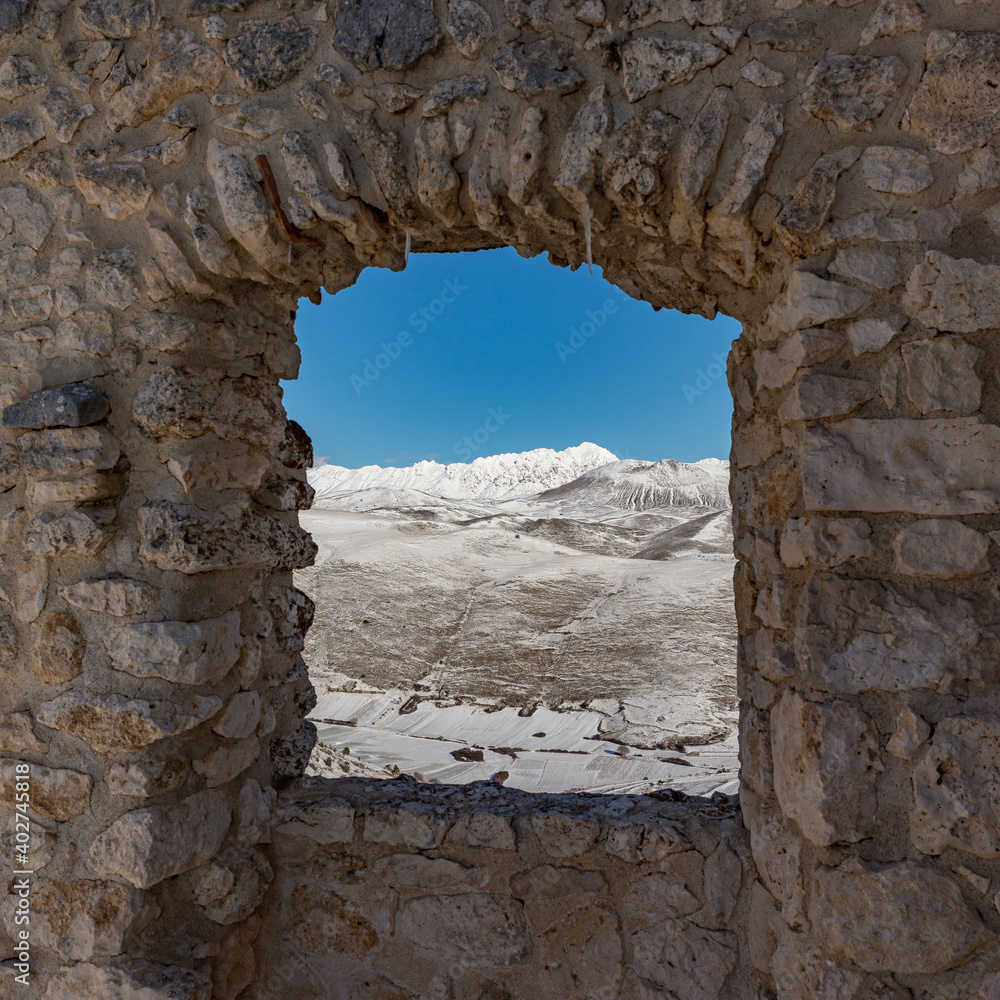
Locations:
510;864;609;899
829;248;901;289
76;164;151;221
0;758;91;821
373;853;487;891
213;691;261;739
493;40;584;97
333;0;440;71
225;19;317;91
531;812;601;857
79;0;153;38
0;112;45;161
18;427;119;479
901;336;982;414
894;519;990;579
364;83;423;113
747;17;818;51
0;0;32;38
741;60;784;87
771;689;880;847
3;384;108;429
193;736;260;787
803;54;907;130
846;315;905;355
886;705;930;761
447;810;516;851
195;847;272;924
809;858;995;974
770;272;870;332
794;572;999;694
858;145;933;194
424;75;487;116
621;38;725;102
364;800;452;849
447;0;492;59
776;147;862;252
40;88;95;144
60;577;157;616
860;0;926;47
90;789;231;889
275;793;355;844
606;817;690;862
106;612;241;685
0;184;53;250
632;920;737;999
780;516;872;568
904;252;1000;333
269;720;316;781
778;374;874;422
86;246;139;310
106;759;188;797
41;962;210;1000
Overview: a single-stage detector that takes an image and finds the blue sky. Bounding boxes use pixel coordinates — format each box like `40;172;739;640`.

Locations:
284;248;739;468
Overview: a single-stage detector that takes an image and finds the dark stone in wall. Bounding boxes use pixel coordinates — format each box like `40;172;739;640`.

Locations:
0;0;31;38
332;0;441;71
225;19;318;92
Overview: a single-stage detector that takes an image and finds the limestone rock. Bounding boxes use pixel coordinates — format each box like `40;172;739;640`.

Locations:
778;374;874;422
860;0;926;46
901;336;981;414
18;427;119;480
37;690;222;753
397;894;530;966
886;705;930;761
269;720;316;780
0;712;47;754
106;29;223;130
554;85;613;214
415;117;461;226
809;858;995;974
25;511;108;557
794;572;999;693
275;792;354;844
510;864;609;899
424;75;487;116
79;0;153;38
803;54;906;131
746;17;817;51
40;88;95;143
905;32;1000;154
702;842;742;927
771;689;880;847
235;778;275;846
16;877;143;961
225;19;317;91
741;60;784;87
32;613;85;684
447;810;516;851
137;501;317;574
780;516;872;568
364;83;423;113
846;315;905;354
342;108;414;218
193;736;260;787
0;184;53;249
606;817;690;862
195;847;273;924
531;811;601;857
537;904;623;998
904;252;1000;333
106;759;188;797
770;272;870;332
493;40;584;97
621;38;725;102
364;800;452;849
90;789;231;889
3;383;108;429
333;0;439;71
624;869;701;923
0;112;45;161
0;758;91;821
213;691;261;740
957;147;1000;197
858;145;933;195
106;612;241;686
60;577;157;616
17;558;47;622
446;0;492;59
912;715;1000;858
42;962;211;1000
829;248;901;289
894;519;990;579
800;417;1000;515
632;919;736;999
86;246;139;310
0;0;32;39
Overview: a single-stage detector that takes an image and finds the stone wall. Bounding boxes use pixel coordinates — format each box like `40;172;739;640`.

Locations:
0;0;999;997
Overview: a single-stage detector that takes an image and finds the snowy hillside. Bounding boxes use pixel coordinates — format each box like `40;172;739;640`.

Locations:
310;443;730;508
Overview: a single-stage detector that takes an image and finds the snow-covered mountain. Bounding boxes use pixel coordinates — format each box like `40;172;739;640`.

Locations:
310;442;618;503
538;458;731;511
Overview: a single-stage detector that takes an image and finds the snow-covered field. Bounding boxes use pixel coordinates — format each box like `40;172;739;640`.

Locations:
296;445;738;795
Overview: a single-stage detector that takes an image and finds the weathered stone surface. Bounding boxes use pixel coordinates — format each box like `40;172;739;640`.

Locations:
624;870;701;923
193;736;259;787
846;315;905;355
397;894;530;965
15;877;143;961
901;336;981;414
195;847;273;924
26;511;108;557
3;383;108;429
446;0;492;59
621;38;725;102
0;0;32;38
770;272;870;332
79;0;153;38
778;374;874;422
801;417;1000;515
606;817;689;862
213;691;261;740
911;715;1000;858
493;40;584;97
0;184;52;249
60;577;157;616
803;54;906;131
904;252;1000;333
780;516;872;568
894;519;990;579
905;32;1000;154
829;247;901;289
741;60;783;88
364;800;451;848
32;613;85;684
537;904;623;999
106;759;188;797
38;690;222;753
40;88;95;143
809;858;995;974
0;111;44;161
510;864;609;898
886;705;930;761
0;758;91;821
857;145;932;195
333;0;439;71
225;19;317;91
746;17;817;51
860;0;926;47
531;811;601;857
106;29;223;130
275;792;355;844
632;919;736;999
18;427;119;480
771;689;879;847
0;712;48;754
794;572;998;693
90;789;231;888
86;246;139;310
235;779;275;847
269;720;315;781
106;612;241;685
369;853;485;892
42;962;211;1000
447;810;516;851
138;501;316;574
424;75;487;117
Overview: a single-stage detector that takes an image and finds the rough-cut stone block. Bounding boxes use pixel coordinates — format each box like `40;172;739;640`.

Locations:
780;516;872;568
803;53;906;130
620;38;725;102
396;893;530;966
493;39;584;96
894;519;990;579
771;689;879;847
769;272;871;333
212;691;261;739
333;0;439;71
2;383;108;428
606;818;690;862
778;374;874;422
0;758;91;821
60;577;157;616
138;501;317;574
25;511;107;557
106;759;188;798
373;854;487;891
857;145;933;194
446;810;516;851
903;251;1000;333
531;811;601;858
38;690;222;753
195;847;272;925
846;315;905;355
364;800;452;849
446;0;492;59
275;793;355;844
911;715;1000;859
632;919;737;999
829;247;901;289
0;711;47;754
269;721;315;781
809;858;995;974
106;611;241;685
510;864;609;899
901;336;981;415
192;736;259;787
537;904;624;999
18;426;119;479
32;612;85;684
801;418;1000;515
795;572;998;694
886;705;930;761
90;789;231;888
41;960;211;1000
225;18;317;90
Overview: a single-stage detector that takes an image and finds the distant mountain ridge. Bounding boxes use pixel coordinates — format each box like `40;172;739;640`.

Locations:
309;443;730;508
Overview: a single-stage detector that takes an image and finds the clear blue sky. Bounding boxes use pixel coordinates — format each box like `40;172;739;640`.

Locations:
283;248;739;468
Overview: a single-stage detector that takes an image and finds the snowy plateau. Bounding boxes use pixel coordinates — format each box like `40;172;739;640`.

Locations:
296;444;738;795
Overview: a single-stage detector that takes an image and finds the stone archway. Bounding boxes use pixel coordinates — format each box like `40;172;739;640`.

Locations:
2;0;1000;997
